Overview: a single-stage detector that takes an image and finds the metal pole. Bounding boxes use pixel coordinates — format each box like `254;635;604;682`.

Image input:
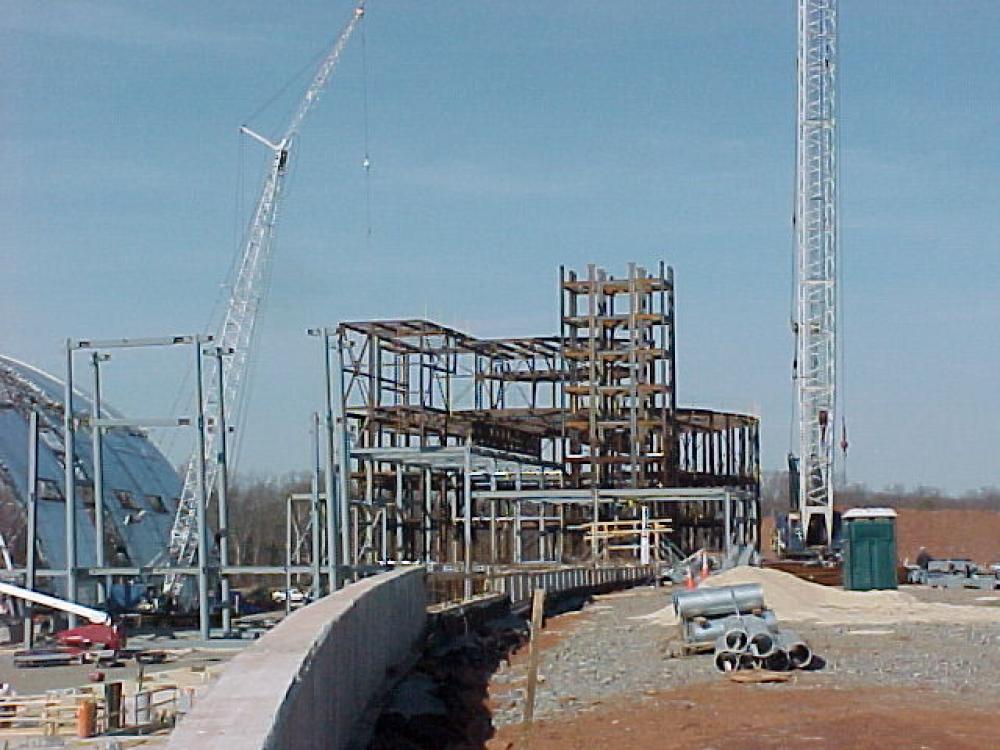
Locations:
724;491;733;560
395;465;404;563
365;459;374;566
63;340;78;624
90;353;108;605
423;467;432;563
284;495;292;618
213;348;232;635
335;338;351;569
193;340;210;640
380;499;388;566
557;504;565;562
24;410;39;648
489;471;498;564
538;469;546;562
463;439;473;599
322;333;341;591
590;487;600;562
310;413;322;598
514;465;523;564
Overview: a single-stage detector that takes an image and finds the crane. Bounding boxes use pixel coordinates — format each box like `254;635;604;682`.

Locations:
790;0;839;549
164;4;367;599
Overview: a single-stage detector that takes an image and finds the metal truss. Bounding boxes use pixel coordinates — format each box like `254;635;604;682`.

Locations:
794;0;838;543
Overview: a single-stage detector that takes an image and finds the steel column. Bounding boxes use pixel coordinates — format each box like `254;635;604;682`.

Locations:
463;440;473;599
193;340;210;640
63;340;78;623
212;347;233;635
310;413;323;598
90;352;108;604
24;410;39;648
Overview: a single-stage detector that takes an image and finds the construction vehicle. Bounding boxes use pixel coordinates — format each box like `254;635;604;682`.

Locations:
0;581;125;667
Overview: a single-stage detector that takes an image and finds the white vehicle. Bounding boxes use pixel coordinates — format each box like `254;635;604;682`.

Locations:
271;588;306;605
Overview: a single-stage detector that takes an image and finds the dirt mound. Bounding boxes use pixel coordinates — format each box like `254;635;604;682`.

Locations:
763;508;1000;565
895;508;1000;565
645;566;1000;626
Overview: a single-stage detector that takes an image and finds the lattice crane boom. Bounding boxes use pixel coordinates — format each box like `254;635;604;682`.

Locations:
792;0;838;546
165;4;366;598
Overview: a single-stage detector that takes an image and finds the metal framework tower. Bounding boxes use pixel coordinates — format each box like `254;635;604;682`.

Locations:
165;4;366;598
793;0;838;545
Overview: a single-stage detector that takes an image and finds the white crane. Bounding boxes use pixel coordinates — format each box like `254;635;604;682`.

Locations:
164;4;367;598
791;0;838;547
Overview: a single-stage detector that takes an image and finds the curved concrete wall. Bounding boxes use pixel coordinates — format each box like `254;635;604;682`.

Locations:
167;567;426;750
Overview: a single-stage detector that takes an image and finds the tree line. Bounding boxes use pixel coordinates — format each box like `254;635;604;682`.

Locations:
761;471;1000;518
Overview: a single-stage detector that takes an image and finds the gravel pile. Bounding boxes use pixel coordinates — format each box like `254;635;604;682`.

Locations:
644;566;1000;626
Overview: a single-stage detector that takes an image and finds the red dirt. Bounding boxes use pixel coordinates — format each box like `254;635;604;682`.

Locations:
894;508;1000;565
487;680;1000;750
763;508;1000;565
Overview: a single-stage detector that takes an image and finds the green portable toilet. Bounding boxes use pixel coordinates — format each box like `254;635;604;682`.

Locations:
842;508;898;591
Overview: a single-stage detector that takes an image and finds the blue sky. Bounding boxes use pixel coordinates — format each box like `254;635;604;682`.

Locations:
3;1;999;493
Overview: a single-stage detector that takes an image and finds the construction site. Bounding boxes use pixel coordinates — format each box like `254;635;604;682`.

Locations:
329;261;759;573
2;1;999;748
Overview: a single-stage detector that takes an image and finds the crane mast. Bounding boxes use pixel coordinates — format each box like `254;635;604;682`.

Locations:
792;0;838;547
165;4;366;598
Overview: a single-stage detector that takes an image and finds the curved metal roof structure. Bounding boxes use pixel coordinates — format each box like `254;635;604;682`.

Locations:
0;355;181;597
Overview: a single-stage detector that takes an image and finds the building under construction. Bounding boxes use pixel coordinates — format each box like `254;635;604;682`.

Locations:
330;263;760;571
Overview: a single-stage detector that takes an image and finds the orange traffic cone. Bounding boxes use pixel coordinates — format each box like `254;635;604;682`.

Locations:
684;565;696;590
700;551;710;580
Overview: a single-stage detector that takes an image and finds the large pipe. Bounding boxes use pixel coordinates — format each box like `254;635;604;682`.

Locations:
744;616;777;658
777;629;813;669
713;639;757;672
714;648;741;672
673;584;765;620
761;650;790;671
685;610;777;645
722;625;749;652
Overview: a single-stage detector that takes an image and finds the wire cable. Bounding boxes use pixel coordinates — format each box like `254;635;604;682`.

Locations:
361;17;373;243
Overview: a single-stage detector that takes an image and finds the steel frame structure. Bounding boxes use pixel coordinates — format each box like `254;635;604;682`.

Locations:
66;335;218;637
320;263;760;571
793;0;838;545
560;262;676;488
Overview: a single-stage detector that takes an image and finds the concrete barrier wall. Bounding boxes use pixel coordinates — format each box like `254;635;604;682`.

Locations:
167;567;426;750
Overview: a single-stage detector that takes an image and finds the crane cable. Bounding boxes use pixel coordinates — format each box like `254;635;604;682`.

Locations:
361;15;373;242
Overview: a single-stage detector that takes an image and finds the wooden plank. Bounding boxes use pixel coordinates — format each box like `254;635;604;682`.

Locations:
523;587;546;724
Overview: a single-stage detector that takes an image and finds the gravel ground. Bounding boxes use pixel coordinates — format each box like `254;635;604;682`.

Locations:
489;584;1000;727
803;621;1000;702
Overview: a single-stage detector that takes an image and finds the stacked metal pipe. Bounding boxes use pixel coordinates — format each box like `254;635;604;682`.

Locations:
673;584;814;672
